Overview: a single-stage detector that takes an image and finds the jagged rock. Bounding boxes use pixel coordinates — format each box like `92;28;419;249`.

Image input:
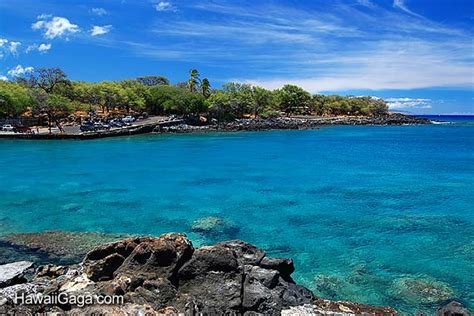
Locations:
83;233;194;283
247;266;279;289
68;303;159;315
175;244;243;313
177;244;240;279
243;277;272;311
259;257;295;278
0;261;34;288
191;216;240;236
312;298;398;315
436;301;472;316
35;264;67;279
0;282;43;302
216;239;266;265
86;253;125;281
161;115;431;134
242;262;314;314
0;233;404;315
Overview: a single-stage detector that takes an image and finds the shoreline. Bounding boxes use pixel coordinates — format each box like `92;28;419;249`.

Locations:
0;113;432;140
0;231;467;315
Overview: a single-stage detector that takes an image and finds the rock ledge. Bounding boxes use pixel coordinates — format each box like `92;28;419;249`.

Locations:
0;233;403;315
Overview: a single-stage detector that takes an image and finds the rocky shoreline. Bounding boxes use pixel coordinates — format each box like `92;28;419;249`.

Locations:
0;113;432;140
0;233;469;315
155;113;432;134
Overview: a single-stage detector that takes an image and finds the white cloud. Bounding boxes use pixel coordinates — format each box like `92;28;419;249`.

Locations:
25;43;52;53
91;8;107;16
393;0;423;18
386;98;432;109
0;75;8;81
243;37;473;92
0;39;8;47
26;44;37;53
104;1;472;92
90;25;112;36
7;65;34;77
38;43;52;53
357;0;376;9
32;16;80;39
154;1;176;12
9;41;21;55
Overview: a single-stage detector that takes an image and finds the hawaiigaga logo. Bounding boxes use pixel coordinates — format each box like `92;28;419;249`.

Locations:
13;293;123;308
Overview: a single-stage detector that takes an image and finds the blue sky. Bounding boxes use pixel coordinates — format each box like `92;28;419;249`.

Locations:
0;0;473;114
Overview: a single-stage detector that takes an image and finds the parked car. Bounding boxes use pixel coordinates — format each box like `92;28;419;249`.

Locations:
1;124;14;132
80;122;95;132
94;122;110;130
109;119;124;128
121;116;136;124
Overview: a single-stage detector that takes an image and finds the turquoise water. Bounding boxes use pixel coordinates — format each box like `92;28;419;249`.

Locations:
0;117;473;314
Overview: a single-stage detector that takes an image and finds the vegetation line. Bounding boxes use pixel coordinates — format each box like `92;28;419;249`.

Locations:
0;67;389;131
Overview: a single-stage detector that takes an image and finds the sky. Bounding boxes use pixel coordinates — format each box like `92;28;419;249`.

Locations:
0;0;473;114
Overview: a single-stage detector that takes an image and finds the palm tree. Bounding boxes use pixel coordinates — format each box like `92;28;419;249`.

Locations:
188;69;200;93
201;78;211;98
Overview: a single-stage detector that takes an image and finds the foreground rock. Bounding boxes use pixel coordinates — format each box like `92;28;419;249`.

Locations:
436;301;472;316
0;261;33;288
0;233;399;315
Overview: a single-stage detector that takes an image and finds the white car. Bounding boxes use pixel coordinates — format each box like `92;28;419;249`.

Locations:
121;116;136;124
1;124;14;132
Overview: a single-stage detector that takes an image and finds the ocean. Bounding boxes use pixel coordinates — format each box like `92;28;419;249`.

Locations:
0;115;472;314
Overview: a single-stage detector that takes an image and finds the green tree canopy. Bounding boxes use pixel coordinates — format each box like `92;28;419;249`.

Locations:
136;76;170;86
276;84;312;115
0;81;32;117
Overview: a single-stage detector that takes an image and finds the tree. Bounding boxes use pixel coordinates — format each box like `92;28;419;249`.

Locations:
22;68;70;94
96;82;129;114
206;91;234;123
367;97;388;116
222;82;253;118
0;81;32;117
145;85;206;116
31;90;72;133
136;76;170;86
188;69;201;93
251;86;274;117
201;78;211;98
275;84;311;116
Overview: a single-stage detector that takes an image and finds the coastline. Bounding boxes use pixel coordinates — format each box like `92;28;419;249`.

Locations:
0;231;467;315
0;113;431;140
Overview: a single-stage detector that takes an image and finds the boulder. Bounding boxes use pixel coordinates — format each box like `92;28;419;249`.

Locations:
259;257;295;278
174;244;243;313
436;301;472;316
177;245;240;280
83;233;194;283
0;261;34;288
0;233;403;315
216;240;266;265
283;301;398;316
242;263;314;314
34;264;67;279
